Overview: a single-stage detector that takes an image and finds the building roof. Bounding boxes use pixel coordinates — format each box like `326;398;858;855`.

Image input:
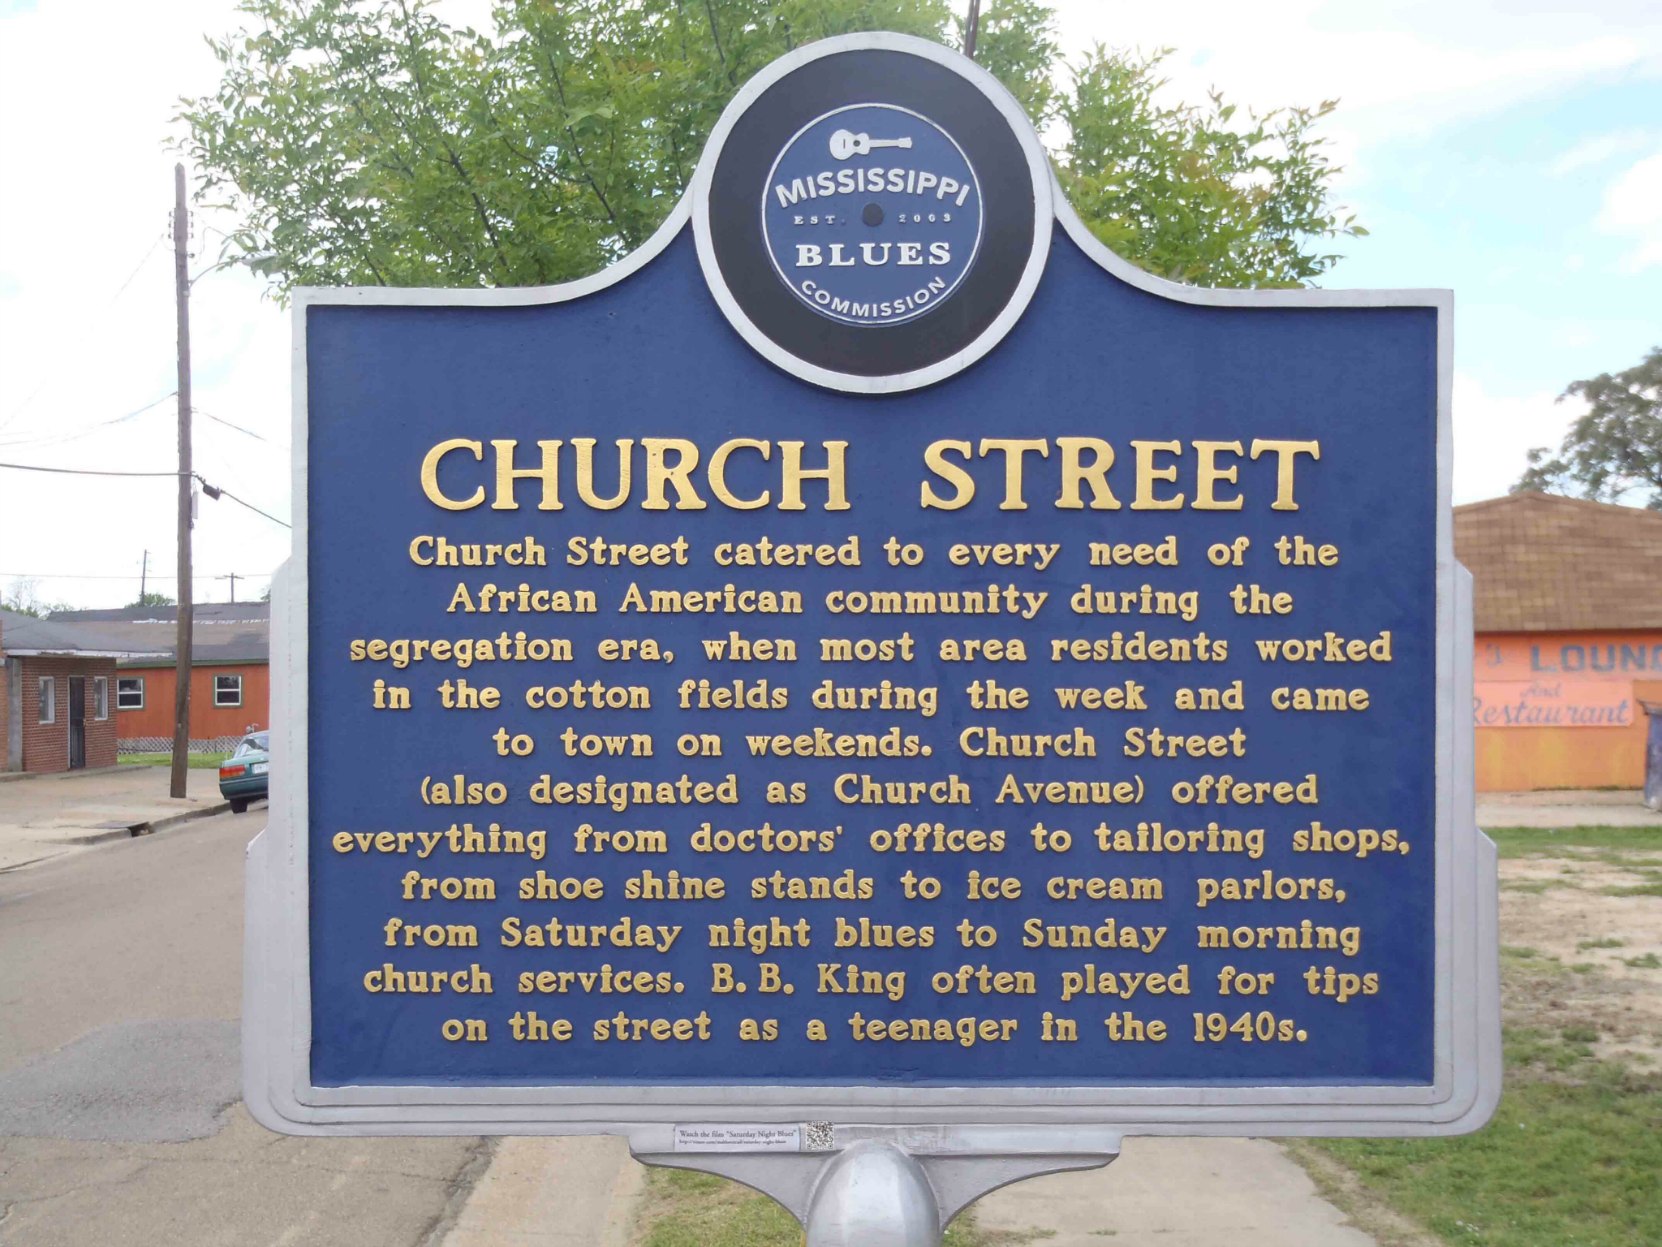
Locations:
42;601;269;666
1454;492;1662;633
0;609;170;659
53;602;269;624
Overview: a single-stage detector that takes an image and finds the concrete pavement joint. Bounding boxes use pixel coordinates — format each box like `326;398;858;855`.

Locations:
0;1158;161;1208
419;1136;497;1247
0;855;55;875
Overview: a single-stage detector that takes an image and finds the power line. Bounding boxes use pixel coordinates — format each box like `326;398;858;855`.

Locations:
194;406;286;447
0;461;184;478
0;461;291;525
0;570;273;581
212;486;292;529
0;233;171;434
1;461;291;528
111;235;170;302
0;390;178;450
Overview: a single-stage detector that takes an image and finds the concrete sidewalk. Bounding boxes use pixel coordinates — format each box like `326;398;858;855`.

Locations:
438;1135;1389;1246
0;766;233;871
975;1137;1390;1245
442;1137;642;1247
1478;787;1661;828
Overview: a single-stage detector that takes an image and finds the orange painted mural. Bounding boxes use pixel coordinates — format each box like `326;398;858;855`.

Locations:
1473;631;1662;791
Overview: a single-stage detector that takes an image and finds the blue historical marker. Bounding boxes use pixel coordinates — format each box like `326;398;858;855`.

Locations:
246;32;1497;1237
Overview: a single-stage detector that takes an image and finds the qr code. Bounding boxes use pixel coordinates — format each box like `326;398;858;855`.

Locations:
803;1122;835;1152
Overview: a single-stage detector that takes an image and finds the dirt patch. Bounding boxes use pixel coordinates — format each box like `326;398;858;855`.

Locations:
1500;851;1662;1066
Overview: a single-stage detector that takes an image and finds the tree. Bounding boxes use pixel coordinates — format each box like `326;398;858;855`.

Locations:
131;591;177;608
1057;48;1363;286
1516;347;1662;511
0;578;71;619
178;0;1362;295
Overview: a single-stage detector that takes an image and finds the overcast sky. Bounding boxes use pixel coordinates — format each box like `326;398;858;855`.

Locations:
1;0;1657;610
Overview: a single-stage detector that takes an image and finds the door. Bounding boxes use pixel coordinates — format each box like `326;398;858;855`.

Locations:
68;676;85;770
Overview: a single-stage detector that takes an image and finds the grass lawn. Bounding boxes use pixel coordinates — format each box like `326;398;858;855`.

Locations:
1484;825;1662;859
1294;825;1662;1246
1302;1030;1660;1246
634;1168;996;1247
118;751;230;769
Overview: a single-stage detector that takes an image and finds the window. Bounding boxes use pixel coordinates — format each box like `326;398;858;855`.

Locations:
117;677;145;710
93;676;109;720
214;674;243;707
38;676;55;724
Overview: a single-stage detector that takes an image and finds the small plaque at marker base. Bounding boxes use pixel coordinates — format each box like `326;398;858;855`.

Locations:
675;1124;807;1153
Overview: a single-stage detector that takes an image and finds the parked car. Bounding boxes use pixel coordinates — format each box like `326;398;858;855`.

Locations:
219;731;269;813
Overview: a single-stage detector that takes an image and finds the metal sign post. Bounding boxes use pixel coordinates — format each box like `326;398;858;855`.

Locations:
246;32;1499;1241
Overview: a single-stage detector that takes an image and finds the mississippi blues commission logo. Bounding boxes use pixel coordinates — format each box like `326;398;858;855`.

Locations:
762;103;983;327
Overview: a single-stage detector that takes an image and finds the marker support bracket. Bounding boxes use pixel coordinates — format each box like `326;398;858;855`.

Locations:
633;1126;1121;1246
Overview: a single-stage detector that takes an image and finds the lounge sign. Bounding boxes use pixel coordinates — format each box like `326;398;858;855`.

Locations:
246;33;1498;1141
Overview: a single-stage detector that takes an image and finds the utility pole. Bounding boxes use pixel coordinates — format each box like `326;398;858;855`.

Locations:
227;572;237;603
965;0;981;61
139;549;148;601
170;164;194;800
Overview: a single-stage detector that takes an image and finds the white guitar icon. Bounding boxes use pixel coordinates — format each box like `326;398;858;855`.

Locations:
829;129;914;160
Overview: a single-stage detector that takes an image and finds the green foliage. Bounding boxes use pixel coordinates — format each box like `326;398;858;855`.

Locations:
118;751;232;769
1516;346;1662;510
1057;47;1363;287
0;577;72;619
1484;824;1662;859
130;590;177;608
955;0;1059;128
178;0;1363;296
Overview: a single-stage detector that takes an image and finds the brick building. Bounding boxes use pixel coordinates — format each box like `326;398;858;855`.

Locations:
48;602;270;753
1455;492;1662;791
1;609;166;774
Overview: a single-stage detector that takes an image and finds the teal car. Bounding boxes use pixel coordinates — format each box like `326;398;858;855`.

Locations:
219;731;269;813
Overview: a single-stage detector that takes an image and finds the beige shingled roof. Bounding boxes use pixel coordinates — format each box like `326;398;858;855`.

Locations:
1454;492;1662;633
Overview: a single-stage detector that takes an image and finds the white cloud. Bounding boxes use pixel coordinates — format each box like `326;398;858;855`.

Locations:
1597;149;1662;272
1047;0;1661;188
1550;129;1652;175
1451;372;1580;504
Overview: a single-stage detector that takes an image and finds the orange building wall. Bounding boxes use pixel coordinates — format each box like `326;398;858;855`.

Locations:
1474;631;1662;791
115;663;270;744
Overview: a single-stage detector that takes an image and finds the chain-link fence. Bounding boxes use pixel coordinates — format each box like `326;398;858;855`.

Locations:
118;735;248;756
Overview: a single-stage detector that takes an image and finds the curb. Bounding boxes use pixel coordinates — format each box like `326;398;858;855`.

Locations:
0;765;130;785
129;802;236;837
60;802;235;846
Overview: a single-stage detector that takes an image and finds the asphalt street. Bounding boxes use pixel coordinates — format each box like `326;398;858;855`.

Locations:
0;809;488;1247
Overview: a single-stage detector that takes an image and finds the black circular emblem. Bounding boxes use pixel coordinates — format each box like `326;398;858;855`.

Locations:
695;36;1052;392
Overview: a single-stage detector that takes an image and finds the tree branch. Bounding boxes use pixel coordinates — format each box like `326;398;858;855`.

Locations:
392;0;513;280
536;32;629;245
703;0;736;86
